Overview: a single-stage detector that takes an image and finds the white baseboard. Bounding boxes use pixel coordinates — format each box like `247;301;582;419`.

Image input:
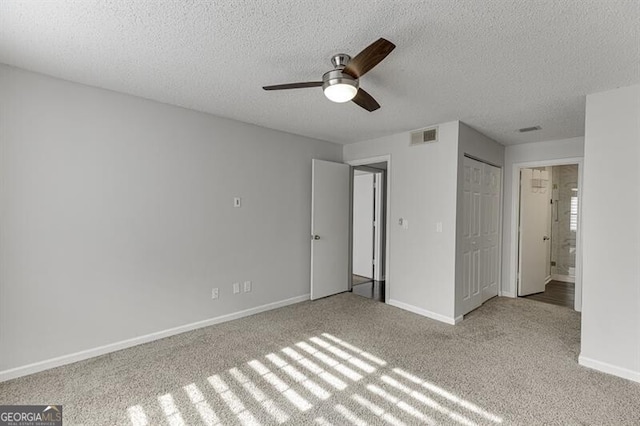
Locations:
545;275;552;284
0;294;310;383
578;355;640;383
500;291;516;298
551;274;575;283
387;299;458;325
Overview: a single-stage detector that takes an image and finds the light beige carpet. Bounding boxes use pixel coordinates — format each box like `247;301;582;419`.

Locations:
1;293;639;425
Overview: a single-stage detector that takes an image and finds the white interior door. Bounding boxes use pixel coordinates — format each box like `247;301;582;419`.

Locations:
311;159;350;300
462;157;501;315
462;157;483;314
353;172;374;278
518;168;551;296
481;163;501;303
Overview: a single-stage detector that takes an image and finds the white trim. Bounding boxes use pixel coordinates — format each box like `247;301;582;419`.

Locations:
545;275;552;284
0;294;309;383
579;355;640;383
346;155;392;302
388;299;459;325
509;157;583;311
500;291;516;298
551;274;575;283
347;155;392;166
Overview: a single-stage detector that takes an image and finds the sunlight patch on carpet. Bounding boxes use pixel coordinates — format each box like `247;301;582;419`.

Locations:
127;334;503;426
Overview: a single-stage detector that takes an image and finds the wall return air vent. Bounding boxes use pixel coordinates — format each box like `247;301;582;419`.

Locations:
410;126;438;146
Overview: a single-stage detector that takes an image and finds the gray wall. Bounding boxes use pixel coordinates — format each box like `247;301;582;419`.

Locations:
0;65;342;371
344;121;460;323
455;122;505;317
580;84;640;381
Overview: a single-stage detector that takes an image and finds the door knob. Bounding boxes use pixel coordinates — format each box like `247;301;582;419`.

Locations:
543;236;550;241
312;235;320;240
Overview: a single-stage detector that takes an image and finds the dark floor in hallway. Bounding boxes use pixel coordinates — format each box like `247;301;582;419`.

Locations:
351;274;385;302
523;280;574;309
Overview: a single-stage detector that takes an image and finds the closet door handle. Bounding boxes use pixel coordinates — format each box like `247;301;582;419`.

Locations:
543;236;550;241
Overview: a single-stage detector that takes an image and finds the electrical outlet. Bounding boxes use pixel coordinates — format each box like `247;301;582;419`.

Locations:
243;281;252;292
211;288;219;299
233;282;240;294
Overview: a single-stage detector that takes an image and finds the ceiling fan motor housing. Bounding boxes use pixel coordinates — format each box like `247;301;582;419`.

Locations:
331;53;351;69
322;69;359;91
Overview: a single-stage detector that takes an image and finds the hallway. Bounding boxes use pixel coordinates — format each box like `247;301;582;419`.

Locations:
352;274;385;302
524;280;575;309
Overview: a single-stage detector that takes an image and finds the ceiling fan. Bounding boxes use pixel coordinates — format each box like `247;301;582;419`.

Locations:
262;38;396;112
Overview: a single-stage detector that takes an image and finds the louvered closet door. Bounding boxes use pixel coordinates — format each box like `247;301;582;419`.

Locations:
462;157;501;315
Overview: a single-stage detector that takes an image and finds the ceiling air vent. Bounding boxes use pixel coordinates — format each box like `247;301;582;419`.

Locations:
518;125;542;133
410;126;438;146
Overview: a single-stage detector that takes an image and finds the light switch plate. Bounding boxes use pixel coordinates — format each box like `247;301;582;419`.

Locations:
233;282;240;294
243;281;251;292
233;197;241;208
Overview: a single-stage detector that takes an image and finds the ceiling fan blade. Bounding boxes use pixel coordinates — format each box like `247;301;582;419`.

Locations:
343;38;396;79
352;88;380;112
262;81;323;91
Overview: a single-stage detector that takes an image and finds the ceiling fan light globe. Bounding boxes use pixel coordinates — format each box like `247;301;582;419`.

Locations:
324;83;358;103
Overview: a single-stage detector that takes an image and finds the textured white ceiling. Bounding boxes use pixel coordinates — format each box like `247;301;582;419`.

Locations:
1;0;638;145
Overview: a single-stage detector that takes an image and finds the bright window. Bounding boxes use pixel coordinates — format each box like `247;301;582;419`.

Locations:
570;193;578;231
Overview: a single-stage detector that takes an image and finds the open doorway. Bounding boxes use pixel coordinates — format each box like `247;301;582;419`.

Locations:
351;162;387;302
517;163;581;309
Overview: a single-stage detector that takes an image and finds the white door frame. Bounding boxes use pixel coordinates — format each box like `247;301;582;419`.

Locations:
347;155;391;302
509;157;584;311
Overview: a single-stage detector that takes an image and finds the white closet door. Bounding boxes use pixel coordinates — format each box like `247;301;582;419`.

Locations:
462;157;501;315
462;157;483;314
481;163;501;303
